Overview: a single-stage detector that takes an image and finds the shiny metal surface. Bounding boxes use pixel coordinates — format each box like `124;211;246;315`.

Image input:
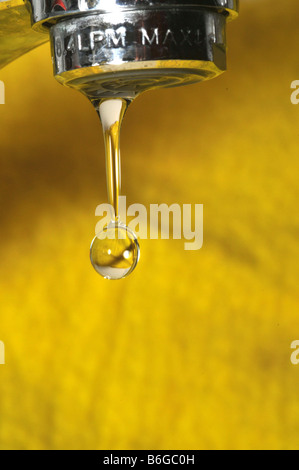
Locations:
47;1;238;98
0;0;238;95
29;0;239;31
0;0;47;69
50;6;230;98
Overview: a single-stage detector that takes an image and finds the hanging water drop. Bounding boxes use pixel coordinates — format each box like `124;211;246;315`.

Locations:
90;221;140;280
89;98;140;280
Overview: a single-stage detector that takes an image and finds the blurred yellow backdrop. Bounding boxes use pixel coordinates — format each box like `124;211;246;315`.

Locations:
0;0;298;450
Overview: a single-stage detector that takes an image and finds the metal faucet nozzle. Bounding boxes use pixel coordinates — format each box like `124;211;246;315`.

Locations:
0;1;238;97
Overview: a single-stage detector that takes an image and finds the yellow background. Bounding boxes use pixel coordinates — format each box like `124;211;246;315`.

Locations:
0;0;299;450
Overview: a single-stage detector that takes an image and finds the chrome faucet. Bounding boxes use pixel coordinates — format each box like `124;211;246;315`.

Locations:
0;0;238;96
0;0;46;69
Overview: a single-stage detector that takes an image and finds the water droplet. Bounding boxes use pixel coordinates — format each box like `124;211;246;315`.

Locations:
90;222;140;280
